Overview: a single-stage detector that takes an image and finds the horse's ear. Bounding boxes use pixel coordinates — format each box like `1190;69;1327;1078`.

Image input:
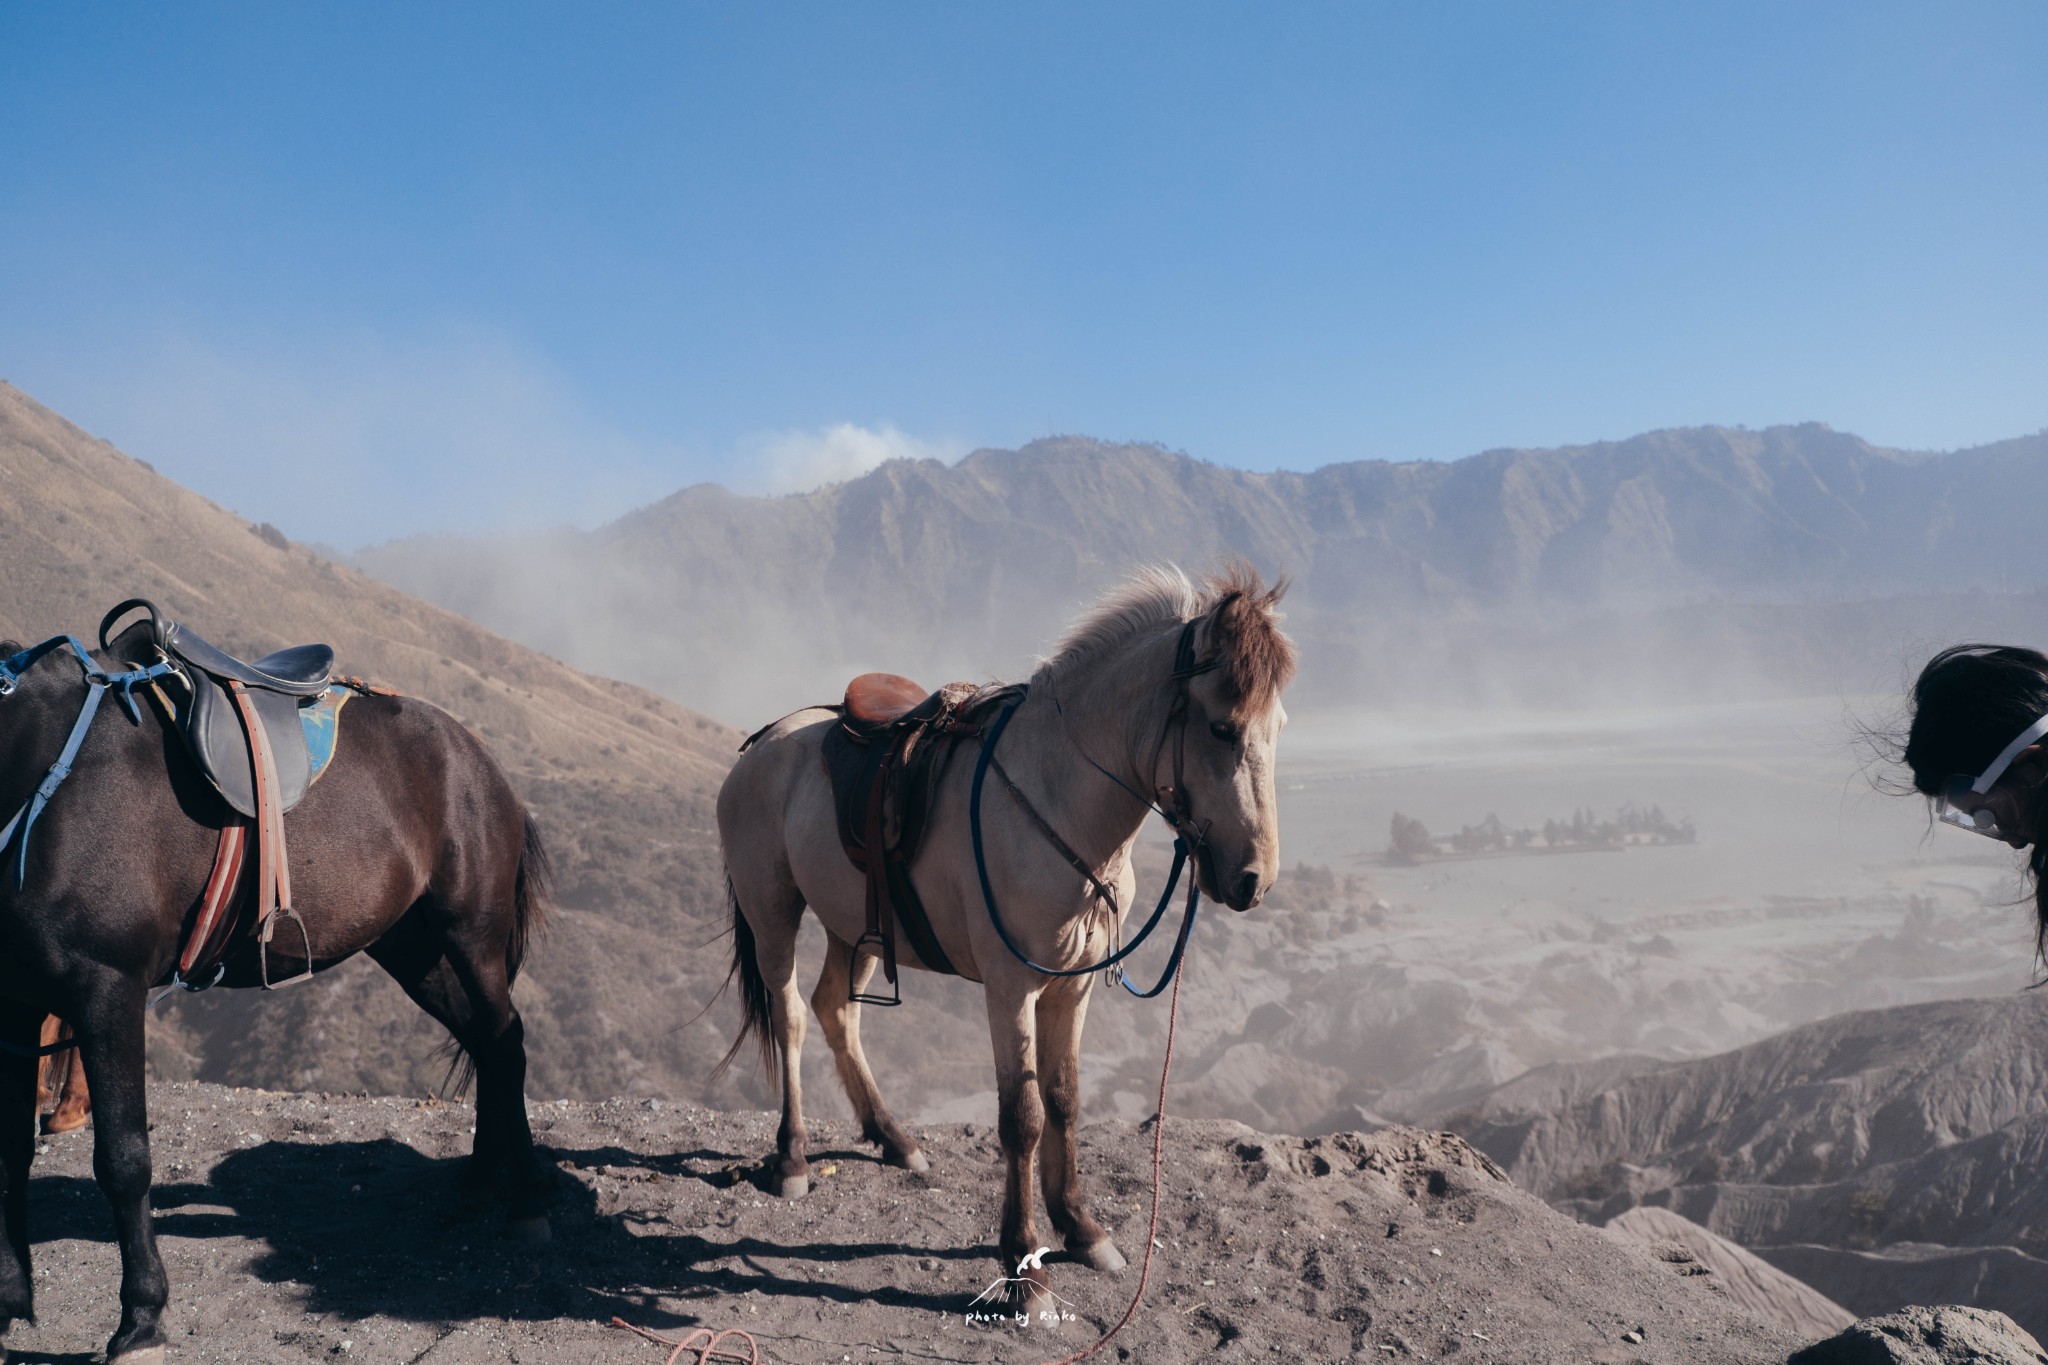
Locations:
1201;564;1295;710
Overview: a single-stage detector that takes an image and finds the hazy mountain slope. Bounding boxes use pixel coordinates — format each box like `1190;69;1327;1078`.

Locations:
0;382;1425;1132
1447;994;2048;1335
1605;1206;1855;1339
358;423;2048;720
0;381;759;1104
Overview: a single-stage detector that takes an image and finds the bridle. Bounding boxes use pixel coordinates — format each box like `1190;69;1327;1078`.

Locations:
1050;617;1223;883
969;617;1224;997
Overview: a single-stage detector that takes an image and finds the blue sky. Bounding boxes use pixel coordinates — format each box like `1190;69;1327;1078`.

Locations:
2;2;2043;547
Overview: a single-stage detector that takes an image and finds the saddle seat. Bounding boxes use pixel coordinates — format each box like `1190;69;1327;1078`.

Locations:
161;622;333;694
843;672;929;728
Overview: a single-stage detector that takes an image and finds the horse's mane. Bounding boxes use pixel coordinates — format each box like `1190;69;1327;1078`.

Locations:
1040;562;1296;713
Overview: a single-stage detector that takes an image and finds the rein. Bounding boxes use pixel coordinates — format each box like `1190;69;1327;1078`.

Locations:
968;619;1218;997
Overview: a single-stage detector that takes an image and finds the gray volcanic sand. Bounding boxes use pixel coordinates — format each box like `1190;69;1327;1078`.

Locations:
5;1084;1797;1365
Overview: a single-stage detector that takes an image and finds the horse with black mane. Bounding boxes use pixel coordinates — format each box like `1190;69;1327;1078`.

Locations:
0;602;552;1364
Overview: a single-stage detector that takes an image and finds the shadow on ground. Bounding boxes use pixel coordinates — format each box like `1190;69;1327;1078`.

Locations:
30;1135;993;1334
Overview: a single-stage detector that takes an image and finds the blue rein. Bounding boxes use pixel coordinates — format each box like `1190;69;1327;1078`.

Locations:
969;697;1200;998
0;634;178;890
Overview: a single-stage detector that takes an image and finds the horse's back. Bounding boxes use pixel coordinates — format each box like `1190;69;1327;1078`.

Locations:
718;706;835;835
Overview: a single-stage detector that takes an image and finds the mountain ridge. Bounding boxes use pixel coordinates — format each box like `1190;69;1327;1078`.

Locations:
358;420;2048;718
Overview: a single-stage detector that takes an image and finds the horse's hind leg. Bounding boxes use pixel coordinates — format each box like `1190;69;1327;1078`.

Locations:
726;866;812;1198
0;1005;43;1338
1037;982;1123;1272
72;978;169;1362
810;933;927;1171
368;911;550;1238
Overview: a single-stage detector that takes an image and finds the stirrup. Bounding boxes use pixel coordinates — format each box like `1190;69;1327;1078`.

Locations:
848;930;902;1007
259;906;317;990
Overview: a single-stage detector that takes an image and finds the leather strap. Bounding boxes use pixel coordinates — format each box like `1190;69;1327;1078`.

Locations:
229;681;284;926
177;819;249;982
857;740;900;992
988;755;1119;914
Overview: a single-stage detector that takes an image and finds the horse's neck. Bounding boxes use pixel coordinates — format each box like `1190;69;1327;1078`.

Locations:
1008;642;1171;873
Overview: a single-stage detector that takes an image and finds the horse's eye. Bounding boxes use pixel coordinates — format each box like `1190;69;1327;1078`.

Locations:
1210;721;1241;744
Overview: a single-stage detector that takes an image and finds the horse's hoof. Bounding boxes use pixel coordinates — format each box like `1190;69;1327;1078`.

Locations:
504;1215;551;1245
40;1110;88;1136
773;1174;809;1198
1071;1237;1127;1273
110;1347;167;1365
887;1149;930;1173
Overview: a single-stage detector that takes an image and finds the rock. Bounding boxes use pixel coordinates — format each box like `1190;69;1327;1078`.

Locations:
1789;1306;2048;1365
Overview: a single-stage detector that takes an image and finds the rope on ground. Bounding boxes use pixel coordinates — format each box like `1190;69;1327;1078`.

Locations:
607;1315;761;1365
1034;957;1186;1365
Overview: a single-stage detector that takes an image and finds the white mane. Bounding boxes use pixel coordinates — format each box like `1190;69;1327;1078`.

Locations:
1038;565;1200;679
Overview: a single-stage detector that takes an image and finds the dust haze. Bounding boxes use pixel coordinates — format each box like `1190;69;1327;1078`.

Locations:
350;446;2048;1136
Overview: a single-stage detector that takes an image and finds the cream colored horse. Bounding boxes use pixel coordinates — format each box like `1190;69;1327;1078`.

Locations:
716;564;1295;1306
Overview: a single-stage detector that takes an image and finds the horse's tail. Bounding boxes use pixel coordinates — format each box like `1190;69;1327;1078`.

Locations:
711;873;776;1084
507;812;552;984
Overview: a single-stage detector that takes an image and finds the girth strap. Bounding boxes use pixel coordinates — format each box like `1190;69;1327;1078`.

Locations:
176;819;249;986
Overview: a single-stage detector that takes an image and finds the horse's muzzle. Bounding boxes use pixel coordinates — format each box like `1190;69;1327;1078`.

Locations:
1224;869;1266;912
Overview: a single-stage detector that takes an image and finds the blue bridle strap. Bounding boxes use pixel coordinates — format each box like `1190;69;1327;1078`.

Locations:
0;634;178;889
970;698;1201;997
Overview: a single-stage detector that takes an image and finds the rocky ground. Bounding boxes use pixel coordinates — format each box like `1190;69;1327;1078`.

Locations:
6;1082;1803;1365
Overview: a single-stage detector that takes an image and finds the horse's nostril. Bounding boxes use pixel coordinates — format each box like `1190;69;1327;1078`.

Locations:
1230;870;1263;909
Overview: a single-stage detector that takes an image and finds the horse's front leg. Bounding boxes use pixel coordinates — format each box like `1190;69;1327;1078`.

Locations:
0;1005;43;1338
987;983;1053;1311
1036;980;1124;1272
75;980;168;1363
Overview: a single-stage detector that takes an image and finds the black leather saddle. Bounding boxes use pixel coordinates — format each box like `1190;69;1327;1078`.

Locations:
100;600;333;819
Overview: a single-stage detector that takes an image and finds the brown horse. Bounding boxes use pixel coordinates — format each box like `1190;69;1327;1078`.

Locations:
34;1018;88;1134
717;564;1294;1307
0;616;552;1364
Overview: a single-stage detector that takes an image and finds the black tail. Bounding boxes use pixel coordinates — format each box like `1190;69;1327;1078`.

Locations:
712;874;776;1084
508;813;552;983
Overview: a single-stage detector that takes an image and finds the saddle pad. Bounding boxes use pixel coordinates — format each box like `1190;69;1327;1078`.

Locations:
298;686;352;789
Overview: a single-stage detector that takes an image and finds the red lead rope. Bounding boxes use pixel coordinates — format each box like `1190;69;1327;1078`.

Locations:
1034;957;1184;1365
606;1318;759;1364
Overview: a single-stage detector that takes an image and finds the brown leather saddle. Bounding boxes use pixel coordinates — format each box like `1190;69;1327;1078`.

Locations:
812;673;1020;1003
